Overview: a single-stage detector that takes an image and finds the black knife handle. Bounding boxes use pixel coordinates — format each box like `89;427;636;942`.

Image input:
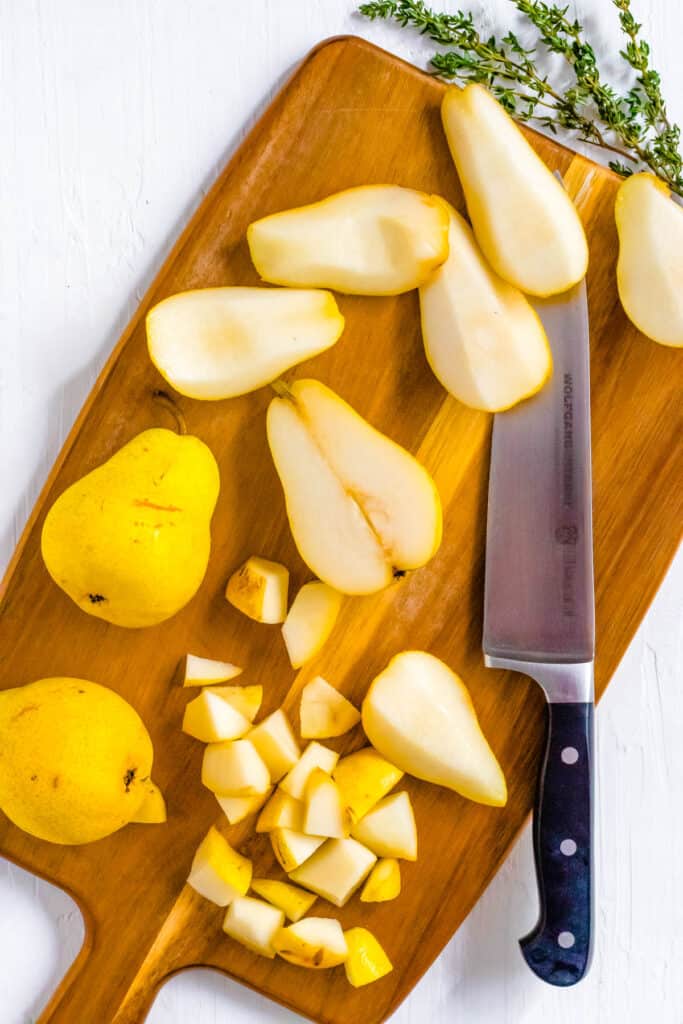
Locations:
520;701;594;986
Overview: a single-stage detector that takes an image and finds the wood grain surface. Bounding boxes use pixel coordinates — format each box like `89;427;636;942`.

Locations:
0;36;680;1024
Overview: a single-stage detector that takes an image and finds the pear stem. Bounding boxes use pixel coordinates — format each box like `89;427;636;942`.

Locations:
152;389;187;435
270;378;294;400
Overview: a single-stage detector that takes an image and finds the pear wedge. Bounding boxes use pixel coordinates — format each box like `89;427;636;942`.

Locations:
419;202;552;410
147;287;344;400
441;83;588;297
362;651;507;806
615;172;683;347
267;380;442;594
248;185;450;295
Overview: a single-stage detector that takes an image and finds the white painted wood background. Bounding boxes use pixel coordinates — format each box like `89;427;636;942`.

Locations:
1;1;681;1021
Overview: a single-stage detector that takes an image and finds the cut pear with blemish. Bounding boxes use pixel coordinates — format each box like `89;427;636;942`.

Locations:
271;828;324;872
615;172;683;347
248;185;450;295
226;555;289;624
362;651;507;806
273;917;348;969
267;379;442;595
147;287;344;400
441;83;588;296
419;202;552;411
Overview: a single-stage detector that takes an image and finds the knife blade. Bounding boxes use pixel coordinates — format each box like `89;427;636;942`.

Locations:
483;277;595;986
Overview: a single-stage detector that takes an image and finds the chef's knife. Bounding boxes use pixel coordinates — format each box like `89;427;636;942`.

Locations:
483;276;595;986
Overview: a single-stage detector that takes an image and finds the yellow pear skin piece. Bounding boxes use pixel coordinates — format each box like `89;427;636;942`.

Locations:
360;858;401;903
615;172;683;347
343;927;393;987
362;651;507;806
187;826;252;906
255;789;304;833
299;676;360;739
248;185;450;295
130;781;167;824
41;427;220;628
273;917;348;968
271;828;324;872
441;83;588;297
0;678;153;845
267;379;442;595
420;202;552;411
147;286;344;400
282;582;343;668
333;748;404;825
250;878;318;922
225;555;289;624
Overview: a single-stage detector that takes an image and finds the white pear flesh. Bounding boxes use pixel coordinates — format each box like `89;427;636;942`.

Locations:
187;826;252;906
225;555;289;624
183;654;243;686
182;689;251;743
289;837;377;907
441;83;588;296
271;828;325;872
300;676;361;738
615;172;683;347
302;769;351;838
362;651;507;806
282;582;343;668
208;684;263;722
223;895;285;958
216;789;271;826
267;379;442;594
146;287;344;399
419;202;552;411
247;185;450;295
247;709;300;782
273;917;348;968
202;739;271;796
351;791;417;860
279;741;339;800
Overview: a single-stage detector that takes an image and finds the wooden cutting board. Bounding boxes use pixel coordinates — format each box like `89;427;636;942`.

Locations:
1;35;681;1024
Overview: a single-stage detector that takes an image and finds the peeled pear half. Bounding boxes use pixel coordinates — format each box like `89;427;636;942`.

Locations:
247;185;450;295
615;172;683;347
441;83;588;297
267;379;442;595
362;651;507;806
420;202;552;410
147;287;344;400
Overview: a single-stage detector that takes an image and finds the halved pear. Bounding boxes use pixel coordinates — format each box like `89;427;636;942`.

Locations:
441;83;588;296
333;748;404;825
248;709;300;782
187;826;252;906
360;858;401;903
615;172;683;347
362;651;507;806
289;837;377;907
202;739;271;796
223;895;285;958
273;917;348;969
267;379;442;594
209;684;263;722
300;676;360;738
130;781;167;824
225;555;289;624
247;185;450;295
303;769;352;839
147;287;344;400
282;582;343;668
182;689;251;743
183;654;243;687
419;202;552;411
280;741;339;800
216;789;272;826
255;789;304;833
271;828;325;872
351;791;417;860
344;928;393;987
250;878;318;922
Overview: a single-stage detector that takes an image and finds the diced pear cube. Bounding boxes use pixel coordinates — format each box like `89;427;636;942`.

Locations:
216;789;272;826
250;878;318;922
300;676;360;738
360;858;401;903
183;654;243;686
273;917;348;969
187;826;252;906
303;769;351;838
282;582;342;668
226;556;289;623
333;747;403;825
182;689;251;743
351;791;417;860
255;790;304;833
223;895;285;958
344;927;393;987
202;739;271;796
248;709;300;782
271;828;324;872
288;837;376;907
209;684;263;722
280;741;339;800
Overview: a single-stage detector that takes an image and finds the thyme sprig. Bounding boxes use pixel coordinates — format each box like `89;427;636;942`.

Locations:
358;0;683;195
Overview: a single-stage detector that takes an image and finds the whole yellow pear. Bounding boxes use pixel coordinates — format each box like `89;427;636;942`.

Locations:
0;678;154;844
41;425;220;627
